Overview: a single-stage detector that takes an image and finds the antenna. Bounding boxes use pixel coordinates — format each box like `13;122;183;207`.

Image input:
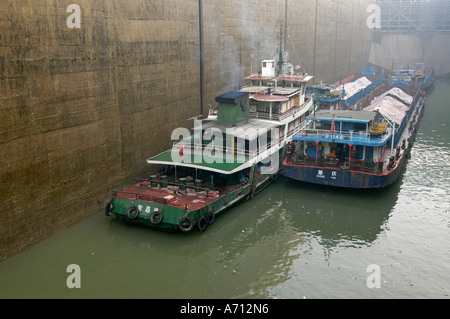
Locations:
277;19;287;76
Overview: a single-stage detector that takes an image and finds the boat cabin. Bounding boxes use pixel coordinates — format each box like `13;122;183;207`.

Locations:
307;83;344;111
240;60;313;122
147;91;280;190
389;63;434;88
289;110;394;171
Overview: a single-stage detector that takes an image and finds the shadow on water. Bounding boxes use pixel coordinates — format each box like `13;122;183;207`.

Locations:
0;158;404;299
103;172;404;298
0;149;423;299
107;173;403;250
2;78;447;300
0;78;448;299
105;194;304;298
273;174;403;249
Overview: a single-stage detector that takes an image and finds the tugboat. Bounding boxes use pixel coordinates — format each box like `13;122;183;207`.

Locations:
105;88;302;232
239;58;314;147
106;91;275;232
307;66;384;111
105;20;314;232
210;20;314;154
282;65;434;189
389;63;435;92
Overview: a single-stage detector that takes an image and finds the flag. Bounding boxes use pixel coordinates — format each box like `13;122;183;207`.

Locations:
330;115;335;135
179;140;184;158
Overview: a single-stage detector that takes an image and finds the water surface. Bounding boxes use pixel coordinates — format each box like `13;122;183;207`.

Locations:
1;78;449;299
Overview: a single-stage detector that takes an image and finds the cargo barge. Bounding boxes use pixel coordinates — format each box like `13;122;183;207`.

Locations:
281;64;434;189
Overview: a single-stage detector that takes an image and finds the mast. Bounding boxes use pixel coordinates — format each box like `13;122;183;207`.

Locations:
199;0;205;115
278;19;285;76
284;0;288;56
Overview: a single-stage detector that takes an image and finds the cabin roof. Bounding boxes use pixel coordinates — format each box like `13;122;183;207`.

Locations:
147;149;249;175
250;94;289;102
240;86;299;96
146;118;279;174
244;74;313;83
215;91;249;104
202;118;279;140
306;110;378;123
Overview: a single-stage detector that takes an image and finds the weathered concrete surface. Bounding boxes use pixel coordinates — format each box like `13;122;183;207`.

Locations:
0;0;200;260
286;0;374;84
0;0;374;260
201;0;375;105
369;32;450;76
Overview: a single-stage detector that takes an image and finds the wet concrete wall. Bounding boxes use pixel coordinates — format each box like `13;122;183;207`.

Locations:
0;0;201;259
369;32;450;76
0;0;374;259
202;0;375;107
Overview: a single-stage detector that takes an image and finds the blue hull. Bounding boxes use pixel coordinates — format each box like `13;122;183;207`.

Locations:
282;157;406;189
282;97;424;189
282;66;431;189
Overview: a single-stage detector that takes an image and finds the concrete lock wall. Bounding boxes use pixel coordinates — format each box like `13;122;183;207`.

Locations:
369;32;450;76
0;0;374;259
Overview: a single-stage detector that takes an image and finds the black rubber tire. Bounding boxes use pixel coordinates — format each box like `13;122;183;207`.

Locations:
126;206;139;220
197;216;208;232
179;216;194;233
205;211;215;225
150;211;163;225
105;202;114;216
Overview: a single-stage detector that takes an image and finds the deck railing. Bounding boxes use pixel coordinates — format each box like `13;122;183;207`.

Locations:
135;178;219;198
288;157;383;174
173;138;281;160
294;125;392;144
113;179;220;202
249;97;313;121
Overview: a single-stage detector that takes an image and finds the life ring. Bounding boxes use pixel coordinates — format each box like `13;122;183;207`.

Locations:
150;211;163;225
205;211;215;225
126;206;139;220
179;216;194;232
105;202;114;216
197;216;208;232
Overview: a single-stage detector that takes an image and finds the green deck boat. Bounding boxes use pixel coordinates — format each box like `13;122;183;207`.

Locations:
105;21;314;232
105;91;282;232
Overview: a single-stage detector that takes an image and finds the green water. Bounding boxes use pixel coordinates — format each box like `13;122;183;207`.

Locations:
1;79;449;299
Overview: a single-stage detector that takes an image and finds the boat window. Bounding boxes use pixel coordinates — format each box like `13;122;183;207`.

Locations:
354;123;367;131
